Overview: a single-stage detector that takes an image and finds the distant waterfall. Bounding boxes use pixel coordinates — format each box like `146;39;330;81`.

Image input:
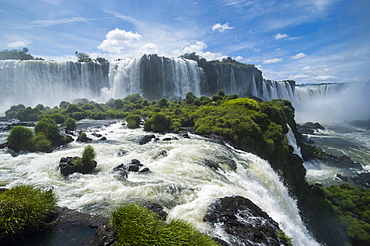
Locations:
0;60;109;110
108;55;203;101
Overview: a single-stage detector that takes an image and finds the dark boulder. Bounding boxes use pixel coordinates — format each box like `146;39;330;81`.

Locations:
139;134;156;145
113;159;151;178
153;150;168;159
117;149;129;156
59;156;97;176
142;201;168;221
298;122;325;135
21;207;115;246
0;142;8;149
204;196;290;246
351;172;370;188
113;163;129;178
180;132;190;138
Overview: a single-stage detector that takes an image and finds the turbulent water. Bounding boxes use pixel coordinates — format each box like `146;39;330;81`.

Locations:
303;123;370;187
0;120;318;245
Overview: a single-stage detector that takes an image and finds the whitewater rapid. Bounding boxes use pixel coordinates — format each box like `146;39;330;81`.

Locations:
0;120;319;245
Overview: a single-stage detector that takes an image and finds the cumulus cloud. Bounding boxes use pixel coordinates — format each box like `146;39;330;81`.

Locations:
141;43;158;54
263;58;283;64
7;40;30;48
291;53;306;59
212;23;234;32
172;41;225;61
274;33;289;40
98;28;142;53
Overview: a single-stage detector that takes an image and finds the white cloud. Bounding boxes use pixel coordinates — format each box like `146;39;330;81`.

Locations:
288;74;310;80
212;23;234;32
172;41;225;61
291;53;306;59
141;43;158;54
263;58;283;64
98;28;142;53
7;40;30;48
314;75;338;81
274;33;289;40
234;56;243;61
33;17;90;27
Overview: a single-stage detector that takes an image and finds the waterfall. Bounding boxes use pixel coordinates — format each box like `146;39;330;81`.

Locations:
0;60;109;111
286;124;302;158
0;120;319;245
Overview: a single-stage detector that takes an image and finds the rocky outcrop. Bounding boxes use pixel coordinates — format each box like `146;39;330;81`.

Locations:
297;122;325;135
113;159;151;179
138;134;156;145
59;156;97;176
204;196;290;246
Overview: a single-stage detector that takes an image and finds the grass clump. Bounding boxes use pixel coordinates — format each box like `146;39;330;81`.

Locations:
0;185;56;243
112;203;219;246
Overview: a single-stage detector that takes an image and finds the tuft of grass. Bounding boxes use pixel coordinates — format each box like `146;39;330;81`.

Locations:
112;203;219;246
0;185;56;242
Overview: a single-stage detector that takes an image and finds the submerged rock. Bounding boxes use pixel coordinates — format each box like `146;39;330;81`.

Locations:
204;196;290;246
139;134;156;145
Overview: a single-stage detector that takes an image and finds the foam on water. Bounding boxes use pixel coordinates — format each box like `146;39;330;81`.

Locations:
0;121;319;245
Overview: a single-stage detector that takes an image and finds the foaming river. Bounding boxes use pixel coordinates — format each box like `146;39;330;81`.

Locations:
0;120;319;245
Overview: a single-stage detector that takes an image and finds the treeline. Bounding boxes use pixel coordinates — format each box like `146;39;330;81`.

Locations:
0;48;44;60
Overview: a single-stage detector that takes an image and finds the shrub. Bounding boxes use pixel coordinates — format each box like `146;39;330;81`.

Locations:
81;145;96;164
16;107;42;121
33;133;52;152
158;98;168;108
50;113;66;124
112;203;219;246
0;185;56;242
34;121;60;142
65;117;77;131
7;126;34;152
144;113;172;132
126;114;141;129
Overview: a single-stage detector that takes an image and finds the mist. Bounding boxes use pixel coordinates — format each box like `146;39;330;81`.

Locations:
294;81;370;124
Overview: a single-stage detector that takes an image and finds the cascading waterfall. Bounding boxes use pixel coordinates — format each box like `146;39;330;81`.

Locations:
286;124;302;158
0;120;319;245
0;60;109;111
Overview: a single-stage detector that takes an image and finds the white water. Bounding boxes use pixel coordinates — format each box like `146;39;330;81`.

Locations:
0;120;319;245
287;124;302;158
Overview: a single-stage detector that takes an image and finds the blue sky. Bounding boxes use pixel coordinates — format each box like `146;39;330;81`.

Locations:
1;0;369;84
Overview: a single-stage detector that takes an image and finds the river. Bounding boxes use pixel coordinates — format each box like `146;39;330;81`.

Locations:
0;119;319;245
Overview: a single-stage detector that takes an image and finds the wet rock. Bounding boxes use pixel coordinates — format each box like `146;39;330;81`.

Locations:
59;156;97;176
180;132;190;138
351;172;370;188
204;196;290;246
92;132;102;138
142;201;167;221
117;149;129;156
139;134;156;145
21;207;115;246
113;163;129;178
298;122;325;135
139;167;151;174
100;136;107;141
0;142;8;149
162;137;178;141
336;174;348;181
153;150;168;159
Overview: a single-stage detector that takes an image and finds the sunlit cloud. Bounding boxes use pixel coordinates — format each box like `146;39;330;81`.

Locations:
98;28;142;54
212;23;234;32
291;53;306;59
7;40;30;48
263;58;283;64
274;33;289;40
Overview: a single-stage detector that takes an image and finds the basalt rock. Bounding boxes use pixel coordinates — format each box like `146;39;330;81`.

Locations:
59;156;97;176
139;134;156;145
204;196;290;246
298;122;325;135
113;159;151;178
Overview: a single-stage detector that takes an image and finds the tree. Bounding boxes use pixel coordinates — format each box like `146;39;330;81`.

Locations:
7;126;34;152
75;51;92;62
65;118;77;131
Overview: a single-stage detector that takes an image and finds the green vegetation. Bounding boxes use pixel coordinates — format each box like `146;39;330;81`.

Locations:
323;184;370;245
0;185;56;243
0;48;43;60
73;145;96;169
112;203;219;246
126;114;141;129
75;51;92;62
7;126;34;152
65;117;77;131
